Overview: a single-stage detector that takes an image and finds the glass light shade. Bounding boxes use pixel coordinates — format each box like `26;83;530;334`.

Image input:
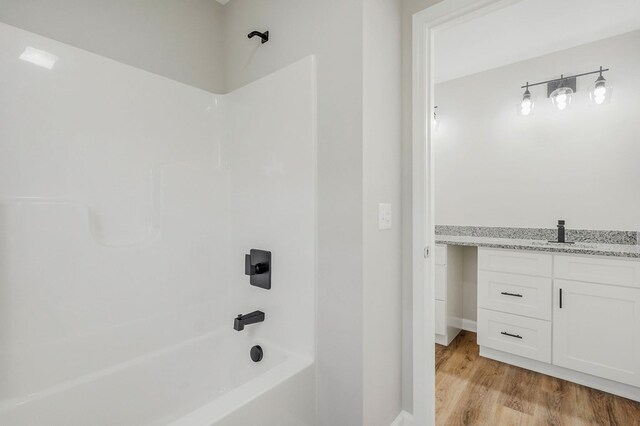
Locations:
520;95;533;116
589;77;612;105
550;86;573;111
518;87;534;116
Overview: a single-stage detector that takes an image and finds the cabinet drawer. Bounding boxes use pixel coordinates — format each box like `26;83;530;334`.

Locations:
435;300;445;335
555;255;640;288
478;271;552;320
478;248;552;277
435;245;447;265
478;309;551;363
435;264;446;301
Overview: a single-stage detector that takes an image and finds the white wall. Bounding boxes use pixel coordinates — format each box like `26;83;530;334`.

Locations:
0;0;226;92
434;30;640;231
363;0;403;424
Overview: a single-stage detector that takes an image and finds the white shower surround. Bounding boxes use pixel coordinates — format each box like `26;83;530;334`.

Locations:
0;22;316;425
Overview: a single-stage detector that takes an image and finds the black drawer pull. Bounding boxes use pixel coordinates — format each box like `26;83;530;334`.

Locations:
500;291;523;298
501;331;523;339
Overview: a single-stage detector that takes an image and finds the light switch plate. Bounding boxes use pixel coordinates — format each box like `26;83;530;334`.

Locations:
378;203;392;230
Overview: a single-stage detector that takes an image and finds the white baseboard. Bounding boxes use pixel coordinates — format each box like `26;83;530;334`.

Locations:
461;319;476;333
390;410;413;426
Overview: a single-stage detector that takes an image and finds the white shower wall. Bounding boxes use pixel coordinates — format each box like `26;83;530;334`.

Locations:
0;22;229;401
227;59;317;359
0;20;316;410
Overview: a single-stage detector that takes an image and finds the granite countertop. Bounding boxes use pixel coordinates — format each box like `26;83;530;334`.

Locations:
435;235;640;259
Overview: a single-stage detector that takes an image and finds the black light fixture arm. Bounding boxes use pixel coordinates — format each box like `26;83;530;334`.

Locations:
248;30;269;44
521;66;609;89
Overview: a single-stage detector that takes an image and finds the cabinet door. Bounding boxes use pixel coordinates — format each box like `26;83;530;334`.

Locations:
553;280;640;387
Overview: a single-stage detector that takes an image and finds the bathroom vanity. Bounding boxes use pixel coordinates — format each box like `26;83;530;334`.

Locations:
434;229;640;401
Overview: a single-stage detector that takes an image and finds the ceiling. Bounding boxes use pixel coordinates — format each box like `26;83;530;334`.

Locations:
434;0;640;83
215;0;231;5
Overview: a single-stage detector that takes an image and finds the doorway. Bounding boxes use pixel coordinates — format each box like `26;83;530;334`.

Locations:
411;0;640;424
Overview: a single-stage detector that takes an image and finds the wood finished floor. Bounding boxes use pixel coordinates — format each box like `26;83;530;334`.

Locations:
435;331;640;426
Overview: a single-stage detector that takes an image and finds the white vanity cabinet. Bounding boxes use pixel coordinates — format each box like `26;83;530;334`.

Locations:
434;244;463;346
475;247;640;400
553;257;640;387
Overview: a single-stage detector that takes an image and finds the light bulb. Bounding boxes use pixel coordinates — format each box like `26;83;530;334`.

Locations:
550;86;573;111
519;85;533;116
589;71;611;106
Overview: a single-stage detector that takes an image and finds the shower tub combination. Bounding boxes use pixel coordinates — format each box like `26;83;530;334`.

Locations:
0;23;316;425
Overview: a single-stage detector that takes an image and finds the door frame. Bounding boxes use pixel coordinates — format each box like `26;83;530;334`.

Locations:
410;0;523;424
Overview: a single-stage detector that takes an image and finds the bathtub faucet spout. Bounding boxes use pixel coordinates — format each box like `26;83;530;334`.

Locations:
234;310;265;331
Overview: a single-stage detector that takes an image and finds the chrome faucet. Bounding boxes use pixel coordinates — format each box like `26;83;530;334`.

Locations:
234;310;265;331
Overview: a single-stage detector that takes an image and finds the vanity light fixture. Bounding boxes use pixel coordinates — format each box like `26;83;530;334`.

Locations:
519;66;610;114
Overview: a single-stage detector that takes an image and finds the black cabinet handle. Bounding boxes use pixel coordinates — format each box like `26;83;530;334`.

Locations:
559;288;563;309
500;291;523;298
501;331;523;339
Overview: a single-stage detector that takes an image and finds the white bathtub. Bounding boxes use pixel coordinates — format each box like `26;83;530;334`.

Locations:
0;330;315;425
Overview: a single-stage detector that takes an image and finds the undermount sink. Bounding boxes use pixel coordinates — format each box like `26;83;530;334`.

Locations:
529;241;594;249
